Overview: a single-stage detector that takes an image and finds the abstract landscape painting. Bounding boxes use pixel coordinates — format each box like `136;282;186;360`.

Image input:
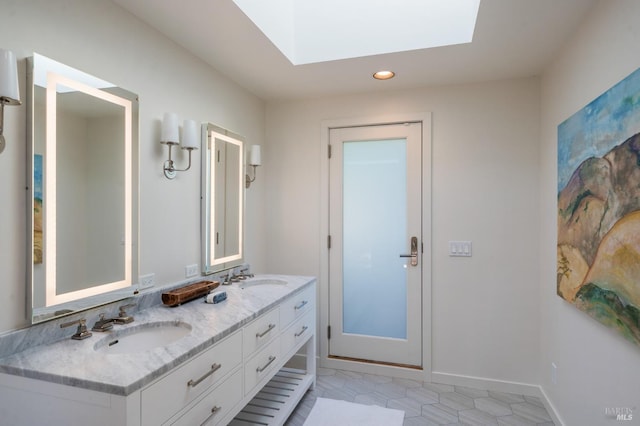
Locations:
557;67;640;347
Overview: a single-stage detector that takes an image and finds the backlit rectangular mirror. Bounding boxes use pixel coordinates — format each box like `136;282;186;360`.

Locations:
27;53;139;323
201;123;244;274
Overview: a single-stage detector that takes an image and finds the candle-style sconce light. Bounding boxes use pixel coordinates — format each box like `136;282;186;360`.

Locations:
245;145;261;188
161;112;198;179
0;49;22;154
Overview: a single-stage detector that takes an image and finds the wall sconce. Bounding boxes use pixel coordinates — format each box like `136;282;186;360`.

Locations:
161;113;198;179
245;145;262;188
0;49;22;155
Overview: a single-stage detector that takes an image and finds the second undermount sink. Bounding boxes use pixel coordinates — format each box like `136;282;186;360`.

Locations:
94;321;192;355
239;278;288;290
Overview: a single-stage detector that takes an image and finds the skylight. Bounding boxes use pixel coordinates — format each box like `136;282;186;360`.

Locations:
232;0;481;65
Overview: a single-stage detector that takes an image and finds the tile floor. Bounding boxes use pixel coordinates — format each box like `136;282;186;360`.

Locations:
285;368;556;426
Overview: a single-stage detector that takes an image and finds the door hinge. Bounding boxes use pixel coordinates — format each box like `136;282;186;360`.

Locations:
328;144;332;159
207;133;212;150
327;325;331;339
327;235;331;249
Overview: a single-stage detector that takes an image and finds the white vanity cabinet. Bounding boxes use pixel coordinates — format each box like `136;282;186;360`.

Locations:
244;337;281;396
229;284;316;426
243;307;280;359
141;330;243;426
280;284;315;329
170;368;243;426
0;279;316;426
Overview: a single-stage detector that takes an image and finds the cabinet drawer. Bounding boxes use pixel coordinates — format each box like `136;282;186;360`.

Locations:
244;338;280;396
280;285;314;330
170;368;243;426
281;310;315;358
141;330;242;426
243;308;279;358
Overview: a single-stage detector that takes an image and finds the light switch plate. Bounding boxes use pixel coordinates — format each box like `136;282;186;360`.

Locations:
449;241;472;257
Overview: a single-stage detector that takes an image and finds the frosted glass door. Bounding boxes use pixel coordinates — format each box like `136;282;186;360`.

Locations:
343;139;407;339
329;122;422;367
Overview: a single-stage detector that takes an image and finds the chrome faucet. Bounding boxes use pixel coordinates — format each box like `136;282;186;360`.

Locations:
234;267;254;280
113;303;136;324
92;303;136;332
91;313;115;332
221;272;240;284
220;273;231;285
60;318;92;340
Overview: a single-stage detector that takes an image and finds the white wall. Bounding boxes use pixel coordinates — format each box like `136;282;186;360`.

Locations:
265;77;541;386
0;0;266;334
540;1;640;424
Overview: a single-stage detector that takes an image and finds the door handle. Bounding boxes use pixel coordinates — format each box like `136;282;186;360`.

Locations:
399;236;418;266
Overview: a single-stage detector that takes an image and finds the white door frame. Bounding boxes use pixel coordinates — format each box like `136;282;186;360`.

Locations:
319;113;432;382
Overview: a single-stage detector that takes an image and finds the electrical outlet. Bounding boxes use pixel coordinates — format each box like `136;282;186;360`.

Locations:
139;273;155;289
185;264;199;278
551;362;557;385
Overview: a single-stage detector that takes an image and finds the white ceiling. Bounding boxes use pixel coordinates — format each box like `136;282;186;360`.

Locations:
111;0;598;102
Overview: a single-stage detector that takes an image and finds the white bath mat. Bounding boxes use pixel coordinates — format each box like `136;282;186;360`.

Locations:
303;397;404;426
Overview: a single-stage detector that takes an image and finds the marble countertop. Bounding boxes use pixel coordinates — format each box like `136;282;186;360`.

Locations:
0;274;315;396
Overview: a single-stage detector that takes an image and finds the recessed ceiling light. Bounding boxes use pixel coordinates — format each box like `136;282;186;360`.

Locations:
373;71;395;80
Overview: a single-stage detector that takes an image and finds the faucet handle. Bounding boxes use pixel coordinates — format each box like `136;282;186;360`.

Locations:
60;318;92;340
92;313;114;332
113;303;135;324
220;273;231;285
238;267;254;279
119;303;136;316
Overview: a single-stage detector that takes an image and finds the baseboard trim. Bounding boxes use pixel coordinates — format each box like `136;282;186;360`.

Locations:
431;371;539;396
538;385;566;426
431;371;564;426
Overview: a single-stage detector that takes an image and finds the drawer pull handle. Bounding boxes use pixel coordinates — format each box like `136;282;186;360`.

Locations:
294;300;308;310
201;406;221;425
256;323;276;338
187;363;222;388
256;355;276;373
295;325;309;337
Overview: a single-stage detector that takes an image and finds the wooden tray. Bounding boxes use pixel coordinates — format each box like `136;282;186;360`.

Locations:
162;280;219;307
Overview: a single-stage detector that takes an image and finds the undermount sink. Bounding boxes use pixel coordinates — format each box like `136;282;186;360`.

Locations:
239;278;288;290
94;321;192;355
